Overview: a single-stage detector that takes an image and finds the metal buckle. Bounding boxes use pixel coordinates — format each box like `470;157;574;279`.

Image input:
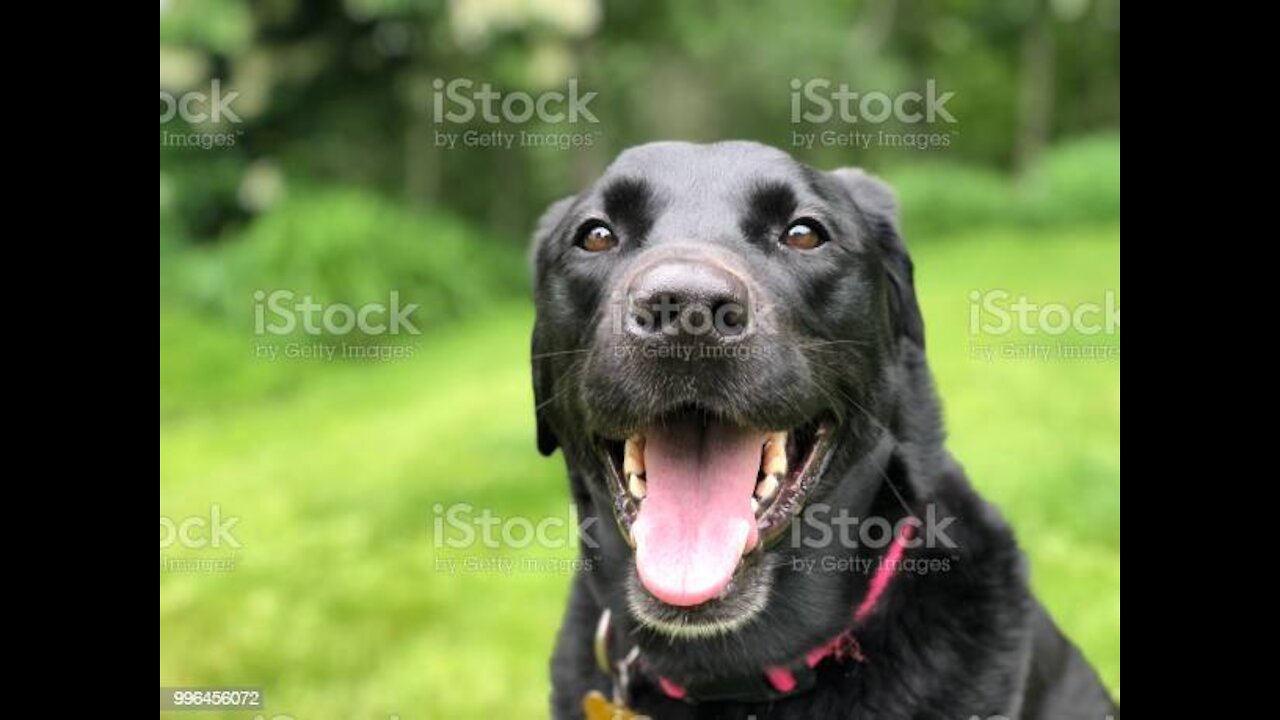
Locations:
593;608;642;705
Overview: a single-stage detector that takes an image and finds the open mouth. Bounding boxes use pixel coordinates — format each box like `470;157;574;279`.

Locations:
599;408;833;608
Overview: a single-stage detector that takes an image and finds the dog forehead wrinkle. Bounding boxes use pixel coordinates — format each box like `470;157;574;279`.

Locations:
738;180;801;245
640;214;750;256
746;180;798;216
605;141;799;197
801;165;845;205
600;176;659;238
607;140;791;171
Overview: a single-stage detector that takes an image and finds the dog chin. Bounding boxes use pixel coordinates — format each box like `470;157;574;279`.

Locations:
624;554;775;639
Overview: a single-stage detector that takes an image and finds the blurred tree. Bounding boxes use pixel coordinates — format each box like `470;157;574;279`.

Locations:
1015;0;1054;176
160;0;1120;243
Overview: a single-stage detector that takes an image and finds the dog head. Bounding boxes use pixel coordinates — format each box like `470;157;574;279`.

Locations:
530;141;934;675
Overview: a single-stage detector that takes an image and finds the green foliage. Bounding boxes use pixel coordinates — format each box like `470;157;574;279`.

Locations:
159;0;251;53
1036;134;1122;224
158;0;1122;242
165;186;527;346
886;135;1121;238
159;304;317;418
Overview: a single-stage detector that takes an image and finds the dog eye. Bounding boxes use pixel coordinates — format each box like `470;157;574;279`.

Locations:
782;221;826;250
576;222;618;253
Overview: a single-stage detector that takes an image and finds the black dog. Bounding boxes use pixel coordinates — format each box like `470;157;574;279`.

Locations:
530;141;1117;719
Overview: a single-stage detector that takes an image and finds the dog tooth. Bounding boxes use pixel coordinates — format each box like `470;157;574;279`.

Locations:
755;473;780;502
751;497;760;514
763;431;788;477
628;473;647;500
623;435;645;477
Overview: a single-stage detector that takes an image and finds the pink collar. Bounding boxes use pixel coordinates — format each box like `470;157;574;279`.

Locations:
648;518;919;701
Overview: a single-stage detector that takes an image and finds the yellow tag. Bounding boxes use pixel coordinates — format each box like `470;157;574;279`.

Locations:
582;690;649;720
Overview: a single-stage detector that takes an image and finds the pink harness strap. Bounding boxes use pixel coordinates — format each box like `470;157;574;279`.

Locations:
762;519;917;694
657;518;918;701
855;520;916;623
656;676;686;699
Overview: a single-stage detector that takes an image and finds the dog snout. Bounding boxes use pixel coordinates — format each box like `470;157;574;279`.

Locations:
626;259;752;341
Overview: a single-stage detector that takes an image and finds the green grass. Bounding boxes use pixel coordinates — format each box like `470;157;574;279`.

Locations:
160;225;1120;718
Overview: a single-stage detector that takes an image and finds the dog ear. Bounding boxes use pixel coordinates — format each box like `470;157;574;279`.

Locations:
829;168;925;349
530;195;576;456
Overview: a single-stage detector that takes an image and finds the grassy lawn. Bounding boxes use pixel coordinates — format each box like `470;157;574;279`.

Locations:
160;225;1119;718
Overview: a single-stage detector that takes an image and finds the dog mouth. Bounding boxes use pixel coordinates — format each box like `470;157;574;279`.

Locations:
598;408;833;608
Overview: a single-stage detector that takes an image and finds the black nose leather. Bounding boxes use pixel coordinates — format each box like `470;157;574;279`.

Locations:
626;260;751;341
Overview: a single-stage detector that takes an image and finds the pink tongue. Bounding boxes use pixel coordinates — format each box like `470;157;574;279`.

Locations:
632;419;765;607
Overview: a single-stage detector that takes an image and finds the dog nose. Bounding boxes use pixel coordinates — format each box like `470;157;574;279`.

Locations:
627;260;751;341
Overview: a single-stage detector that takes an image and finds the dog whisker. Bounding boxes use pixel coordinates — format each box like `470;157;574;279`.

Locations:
530;347;593;360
